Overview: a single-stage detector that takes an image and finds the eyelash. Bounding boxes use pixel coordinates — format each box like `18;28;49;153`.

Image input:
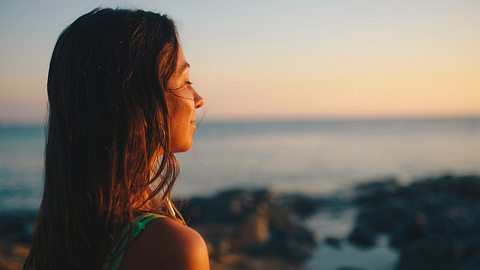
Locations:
186;81;193;85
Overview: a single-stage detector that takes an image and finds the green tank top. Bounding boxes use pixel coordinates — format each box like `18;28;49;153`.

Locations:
102;213;166;270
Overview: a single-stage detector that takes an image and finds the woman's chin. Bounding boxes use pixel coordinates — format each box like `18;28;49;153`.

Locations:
172;140;193;153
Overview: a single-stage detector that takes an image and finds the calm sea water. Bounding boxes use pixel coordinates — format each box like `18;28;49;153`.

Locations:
1;117;480;211
177;117;480;197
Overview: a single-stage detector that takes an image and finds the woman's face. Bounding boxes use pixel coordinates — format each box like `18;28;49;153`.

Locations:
166;45;204;152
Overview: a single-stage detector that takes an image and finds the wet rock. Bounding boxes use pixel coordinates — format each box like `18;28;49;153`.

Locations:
281;194;322;219
239;202;270;246
0;210;36;244
350;174;480;270
347;223;377;248
324;236;342;249
396;236;463;270
353;177;401;205
180;188;272;224
0;210;36;270
0;244;30;270
179;188;318;268
336;267;367;270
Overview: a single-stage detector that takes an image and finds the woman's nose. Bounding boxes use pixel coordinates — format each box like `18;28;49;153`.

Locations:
193;89;205;109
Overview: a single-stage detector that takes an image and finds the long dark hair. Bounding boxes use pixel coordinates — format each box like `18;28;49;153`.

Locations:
25;8;182;269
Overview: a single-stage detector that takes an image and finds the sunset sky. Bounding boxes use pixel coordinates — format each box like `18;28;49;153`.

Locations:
1;0;479;123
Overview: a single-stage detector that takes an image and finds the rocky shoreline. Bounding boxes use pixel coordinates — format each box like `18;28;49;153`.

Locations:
347;174;480;270
1;174;480;269
178;189;320;270
0;210;35;270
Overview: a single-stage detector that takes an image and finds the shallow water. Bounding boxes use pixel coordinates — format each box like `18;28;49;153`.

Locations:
304;208;398;270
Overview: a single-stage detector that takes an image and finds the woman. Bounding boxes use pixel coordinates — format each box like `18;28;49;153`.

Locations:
24;8;209;270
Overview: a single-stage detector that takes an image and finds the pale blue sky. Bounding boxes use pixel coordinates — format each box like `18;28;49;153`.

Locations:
1;0;479;123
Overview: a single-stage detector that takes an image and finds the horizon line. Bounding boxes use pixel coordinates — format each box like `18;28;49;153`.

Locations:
2;114;480;126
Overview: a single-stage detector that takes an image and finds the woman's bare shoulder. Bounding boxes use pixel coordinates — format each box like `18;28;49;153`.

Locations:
120;217;210;270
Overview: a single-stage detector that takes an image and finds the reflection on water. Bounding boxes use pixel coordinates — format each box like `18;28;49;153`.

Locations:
305;208;398;270
306;234;398;270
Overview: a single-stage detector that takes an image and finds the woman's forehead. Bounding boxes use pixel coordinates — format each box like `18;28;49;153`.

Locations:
176;45;189;74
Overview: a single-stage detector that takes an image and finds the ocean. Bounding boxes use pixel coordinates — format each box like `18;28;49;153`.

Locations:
1;117;480;211
177;117;480;197
2;117;480;269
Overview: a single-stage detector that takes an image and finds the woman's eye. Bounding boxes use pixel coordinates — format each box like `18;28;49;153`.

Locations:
186;81;193;85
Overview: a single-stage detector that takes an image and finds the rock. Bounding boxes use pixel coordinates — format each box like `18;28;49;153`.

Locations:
239;201;269;247
267;209;317;261
0;244;30;270
281;194;321;219
0;210;37;244
0;210;37;270
353;177;401;206
349;174;480;270
179;188;273;224
324;236;342;249
396;236;464;270
336;267;367;270
180;188;318;267
347;223;377;248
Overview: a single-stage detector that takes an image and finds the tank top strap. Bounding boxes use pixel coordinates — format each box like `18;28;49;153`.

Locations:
102;212;167;270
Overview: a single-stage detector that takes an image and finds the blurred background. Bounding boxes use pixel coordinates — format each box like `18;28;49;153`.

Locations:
1;0;480;269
